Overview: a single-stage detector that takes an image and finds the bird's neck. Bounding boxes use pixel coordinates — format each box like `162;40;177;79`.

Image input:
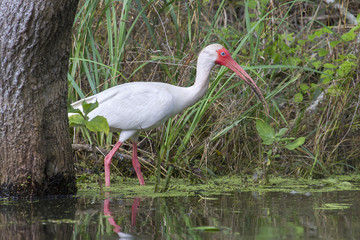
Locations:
186;57;215;105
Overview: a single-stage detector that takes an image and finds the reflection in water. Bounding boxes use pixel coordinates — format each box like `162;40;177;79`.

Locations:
103;192;141;239
0;191;360;239
0;196;77;240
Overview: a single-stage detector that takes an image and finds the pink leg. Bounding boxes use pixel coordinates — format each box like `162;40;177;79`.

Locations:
131;197;141;226
132;142;145;185
104;141;123;187
104;197;121;233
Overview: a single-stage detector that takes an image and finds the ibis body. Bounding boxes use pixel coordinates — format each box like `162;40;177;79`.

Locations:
71;44;267;187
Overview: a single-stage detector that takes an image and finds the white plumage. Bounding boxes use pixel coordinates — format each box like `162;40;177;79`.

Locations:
71;44;268;187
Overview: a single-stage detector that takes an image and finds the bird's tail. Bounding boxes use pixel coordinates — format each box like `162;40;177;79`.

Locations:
68;95;97;117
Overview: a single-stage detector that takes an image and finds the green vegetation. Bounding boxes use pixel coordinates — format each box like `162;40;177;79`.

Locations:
76;174;360;198
69;0;360;184
69;101;109;133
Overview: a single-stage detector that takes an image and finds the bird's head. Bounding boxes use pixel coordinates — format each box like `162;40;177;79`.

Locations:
202;44;269;114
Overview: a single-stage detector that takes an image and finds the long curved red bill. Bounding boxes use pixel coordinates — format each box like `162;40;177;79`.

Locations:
215;48;269;115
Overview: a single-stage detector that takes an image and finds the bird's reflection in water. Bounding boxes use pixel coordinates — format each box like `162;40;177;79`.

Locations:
103;192;141;239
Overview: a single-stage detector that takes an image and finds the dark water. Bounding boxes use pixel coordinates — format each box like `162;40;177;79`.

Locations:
1;190;360;239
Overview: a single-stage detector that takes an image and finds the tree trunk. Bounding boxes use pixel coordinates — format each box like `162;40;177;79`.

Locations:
0;0;79;197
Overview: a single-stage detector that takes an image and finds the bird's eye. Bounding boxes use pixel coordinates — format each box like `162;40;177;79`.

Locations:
221;52;226;56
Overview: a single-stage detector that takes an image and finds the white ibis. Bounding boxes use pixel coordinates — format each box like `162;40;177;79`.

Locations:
71;44;268;187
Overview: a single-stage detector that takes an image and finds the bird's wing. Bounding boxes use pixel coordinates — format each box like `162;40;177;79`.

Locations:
82;82;176;131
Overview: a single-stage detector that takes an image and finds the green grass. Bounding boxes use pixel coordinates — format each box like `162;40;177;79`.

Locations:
69;0;360;182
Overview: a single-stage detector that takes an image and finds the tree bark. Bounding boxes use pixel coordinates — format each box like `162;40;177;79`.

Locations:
0;0;79;197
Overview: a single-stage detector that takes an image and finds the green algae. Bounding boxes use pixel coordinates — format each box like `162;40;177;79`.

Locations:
76;174;360;198
314;203;352;210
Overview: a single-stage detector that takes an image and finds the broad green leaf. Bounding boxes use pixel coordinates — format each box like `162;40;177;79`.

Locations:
85;116;109;134
315;48;328;57
273;54;281;64
308;30;323;41
341;31;355;42
322;27;332;33
276;128;288;137
256;120;275;145
324;63;337;69
323;69;335;76
321;69;335;84
323;78;331;85
289;57;301;66
294;93;303;103
300;84;309;93
281;33;294;42
310;83;317;89
311;61;322;69
338;61;355;77
69;114;85;127
286;137;305;150
82;100;99;115
330;40;340;48
298;39;307;45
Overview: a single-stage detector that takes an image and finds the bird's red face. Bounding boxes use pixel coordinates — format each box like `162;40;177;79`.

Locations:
215;48;268;114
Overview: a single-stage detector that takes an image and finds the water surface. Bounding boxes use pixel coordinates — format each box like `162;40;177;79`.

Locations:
1;190;359;239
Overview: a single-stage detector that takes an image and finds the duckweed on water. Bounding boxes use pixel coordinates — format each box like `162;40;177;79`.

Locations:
76;174;360;198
